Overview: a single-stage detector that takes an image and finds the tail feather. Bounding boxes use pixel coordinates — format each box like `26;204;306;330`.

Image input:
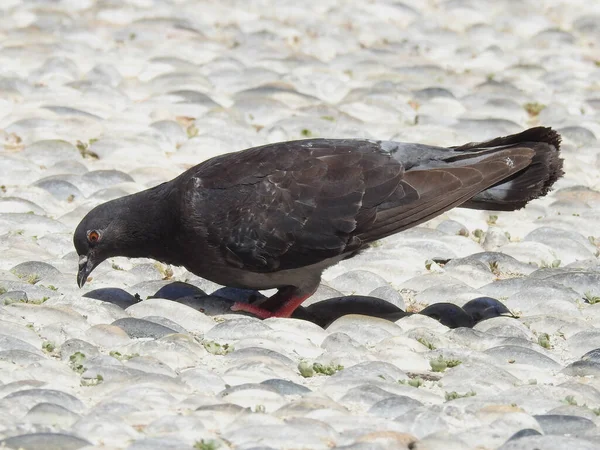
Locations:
358;127;563;243
458;127;563;211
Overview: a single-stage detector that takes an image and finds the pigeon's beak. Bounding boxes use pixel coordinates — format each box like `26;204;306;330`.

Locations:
77;254;96;288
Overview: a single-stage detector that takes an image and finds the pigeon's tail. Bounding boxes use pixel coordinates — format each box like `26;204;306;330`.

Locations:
356;127;563;244
456;127;563;211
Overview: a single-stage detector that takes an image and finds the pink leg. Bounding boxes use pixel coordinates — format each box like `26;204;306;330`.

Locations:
231;286;314;319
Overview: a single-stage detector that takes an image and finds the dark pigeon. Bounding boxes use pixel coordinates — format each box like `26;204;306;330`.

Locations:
74;127;562;318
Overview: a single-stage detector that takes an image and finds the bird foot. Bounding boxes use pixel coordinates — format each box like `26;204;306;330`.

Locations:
230;290;312;319
231;302;275;319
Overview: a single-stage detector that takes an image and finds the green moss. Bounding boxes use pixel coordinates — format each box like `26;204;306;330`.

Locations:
81;374;103;387
76;140;99;159
203;341;233;355
194;440;218;450
399;377;423;388
42;341;55;353
313;362;343;376
524;102;546;117
417;337;436;350
70;352;87;374
109;351;139;361
445;390;476;401
472;229;484;242
584;292;600;304
187;124;199;139
298;361;314;378
430;356;462;372
300;129;312;137
538;332;551;349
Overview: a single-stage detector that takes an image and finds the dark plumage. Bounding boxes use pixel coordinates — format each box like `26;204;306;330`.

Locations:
74;127;563;318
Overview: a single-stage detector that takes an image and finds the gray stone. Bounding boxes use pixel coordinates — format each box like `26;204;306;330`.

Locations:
0;290;28;304
562;360;600;377
1;389;85;416
126;298;215;333
34;177;84;201
81;169;135;191
568;330;600;359
112;317;178;339
327;314;404;345
25;402;80;427
10;261;61;282
126;437;194;450
499;435;599;450
0;433;91;450
0;334;42;354
260;379;312;396
59;338;100;361
328;270;390;295
340;384;401;410
557;126;597;146
368;395;423;419
22;140;80;167
142;315;187;333
483;345;561;369
205;318;270;341
368;285;405;309
0;349;44;364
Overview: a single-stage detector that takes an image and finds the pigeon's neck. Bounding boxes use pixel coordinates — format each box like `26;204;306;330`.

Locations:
116;182;181;264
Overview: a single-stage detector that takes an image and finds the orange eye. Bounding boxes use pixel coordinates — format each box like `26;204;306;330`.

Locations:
88;230;100;243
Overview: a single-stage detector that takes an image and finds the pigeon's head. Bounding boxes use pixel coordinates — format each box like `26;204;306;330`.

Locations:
73;200;126;288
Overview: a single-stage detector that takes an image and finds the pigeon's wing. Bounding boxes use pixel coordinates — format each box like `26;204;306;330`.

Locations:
181;138;535;272
181;139;405;271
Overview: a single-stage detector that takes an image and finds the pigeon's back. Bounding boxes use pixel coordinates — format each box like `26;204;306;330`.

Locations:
175;127;561;275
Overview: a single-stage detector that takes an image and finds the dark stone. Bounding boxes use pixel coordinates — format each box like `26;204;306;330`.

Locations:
150;281;206;301
506;428;542;441
419;302;474;328
84;287;139;309
462;297;513;323
173;295;236;316
304;295;404;327
211;287;265;303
